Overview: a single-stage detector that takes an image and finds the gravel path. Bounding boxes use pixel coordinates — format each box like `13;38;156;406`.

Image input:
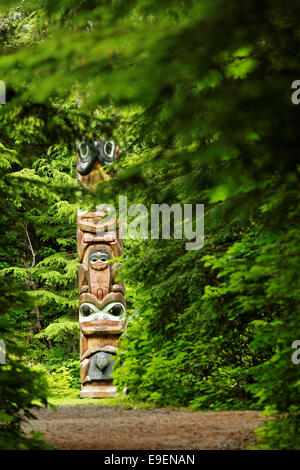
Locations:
23;406;264;450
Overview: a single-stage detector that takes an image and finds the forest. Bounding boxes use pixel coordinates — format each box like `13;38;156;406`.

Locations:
0;0;300;451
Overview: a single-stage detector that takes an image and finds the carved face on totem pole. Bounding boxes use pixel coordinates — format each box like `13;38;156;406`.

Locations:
76;138;125;398
76;139;119;189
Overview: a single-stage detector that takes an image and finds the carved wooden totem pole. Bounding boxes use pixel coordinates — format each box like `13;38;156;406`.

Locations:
76;138;126;398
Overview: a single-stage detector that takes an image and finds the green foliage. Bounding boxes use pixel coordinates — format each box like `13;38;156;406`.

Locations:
33;364;79;398
35;316;79;343
0;346;49;449
1;0;299;450
253;410;300;450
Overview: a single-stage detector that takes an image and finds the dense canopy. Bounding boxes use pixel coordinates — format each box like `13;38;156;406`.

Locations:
0;0;300;449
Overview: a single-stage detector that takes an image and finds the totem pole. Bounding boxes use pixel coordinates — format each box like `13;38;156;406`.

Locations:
76;138;126;398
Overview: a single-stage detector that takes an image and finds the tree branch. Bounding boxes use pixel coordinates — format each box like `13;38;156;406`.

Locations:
25;225;35;268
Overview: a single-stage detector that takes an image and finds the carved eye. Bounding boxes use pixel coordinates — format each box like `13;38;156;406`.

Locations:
104;141;115;159
80;304;92;316
90;252;109;264
78;141;89;159
109;305;123;316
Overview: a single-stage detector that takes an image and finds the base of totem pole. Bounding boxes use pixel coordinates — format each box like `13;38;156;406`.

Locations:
80;380;118;398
